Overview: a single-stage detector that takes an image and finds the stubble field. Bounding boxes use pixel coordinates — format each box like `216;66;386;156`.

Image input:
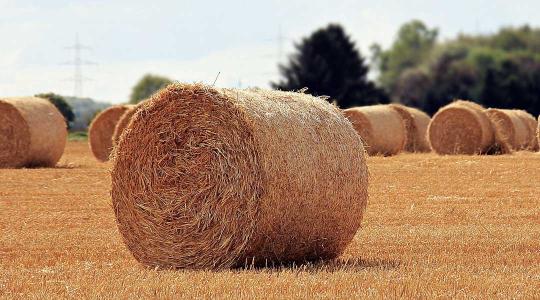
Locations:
1;141;539;298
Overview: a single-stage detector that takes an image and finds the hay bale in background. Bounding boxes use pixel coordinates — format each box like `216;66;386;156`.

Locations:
485;109;529;153
0;97;67;168
388;104;431;152
428;100;494;155
88;105;133;161
343;105;407;156
112;106;137;147
514;110;539;151
112;83;369;269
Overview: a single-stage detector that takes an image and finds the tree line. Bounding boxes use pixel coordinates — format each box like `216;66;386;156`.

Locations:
276;21;540;116
46;20;540;131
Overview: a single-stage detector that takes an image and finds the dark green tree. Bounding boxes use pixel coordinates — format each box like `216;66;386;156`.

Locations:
271;24;388;108
35;93;75;128
372;20;438;95
130;74;173;104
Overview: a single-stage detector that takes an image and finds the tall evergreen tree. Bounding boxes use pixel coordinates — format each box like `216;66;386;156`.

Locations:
271;24;388;108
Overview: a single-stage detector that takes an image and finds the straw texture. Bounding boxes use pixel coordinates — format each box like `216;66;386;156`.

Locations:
111;83;369;269
0;97;67;168
343;105;407;156
514;110;539;151
428;100;495;155
88;105;133;161
112;106;137;147
389;104;431;152
486;109;529;153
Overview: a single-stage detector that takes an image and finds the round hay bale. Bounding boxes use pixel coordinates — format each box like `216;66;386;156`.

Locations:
513;110;539;151
112;106;137;147
88;105;133;161
388;104;431;152
111;83;369;269
343;105;407;156
485;109;529;153
428;100;495;155
0;97;67;168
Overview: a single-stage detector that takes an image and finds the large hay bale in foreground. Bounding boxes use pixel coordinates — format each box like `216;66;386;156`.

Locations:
112;106;137;147
388;104;431;152
111;83;369;269
343;105;407;156
485;109;529;153
513;110;539;151
88;105;133;161
0;97;67;168
428;100;495;155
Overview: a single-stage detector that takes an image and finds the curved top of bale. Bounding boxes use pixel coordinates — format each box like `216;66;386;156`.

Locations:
111;83;369;269
0;97;67;168
389;104;431;152
343;105;407;156
88;105;133;162
428;100;494;155
486;108;530;153
513;110;539;151
112;106;137;147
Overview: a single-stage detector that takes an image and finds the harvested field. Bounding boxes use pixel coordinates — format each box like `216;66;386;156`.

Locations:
1;141;539;298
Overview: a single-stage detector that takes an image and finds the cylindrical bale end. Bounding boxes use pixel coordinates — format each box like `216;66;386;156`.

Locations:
111;83;369;269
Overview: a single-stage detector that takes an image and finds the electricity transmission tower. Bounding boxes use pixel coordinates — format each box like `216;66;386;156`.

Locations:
63;34;96;97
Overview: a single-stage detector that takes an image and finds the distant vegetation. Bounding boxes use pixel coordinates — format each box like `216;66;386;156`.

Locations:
129;74;172;104
63;96;110;131
68;131;88;141
35;93;75;129
273;21;540;116
372;21;540;115
272;24;388;108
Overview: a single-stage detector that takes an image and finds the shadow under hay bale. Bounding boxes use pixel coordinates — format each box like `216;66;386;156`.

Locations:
343;105;407;156
428;100;495;155
88;104;133;162
0;97;67;168
111;83;369;270
388;104;431;153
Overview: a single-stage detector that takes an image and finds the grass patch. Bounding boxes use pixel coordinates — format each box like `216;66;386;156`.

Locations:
68;131;88;141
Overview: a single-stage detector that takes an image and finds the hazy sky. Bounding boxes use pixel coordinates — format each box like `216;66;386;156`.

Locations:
1;0;539;103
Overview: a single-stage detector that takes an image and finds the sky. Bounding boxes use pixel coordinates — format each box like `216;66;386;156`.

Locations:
1;0;540;103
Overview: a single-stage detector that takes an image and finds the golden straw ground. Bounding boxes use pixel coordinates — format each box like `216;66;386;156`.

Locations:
0;97;67;168
388;104;431;152
88;105;133;161
2;141;540;298
428;100;495;155
112;84;369;269
343;105;407;156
